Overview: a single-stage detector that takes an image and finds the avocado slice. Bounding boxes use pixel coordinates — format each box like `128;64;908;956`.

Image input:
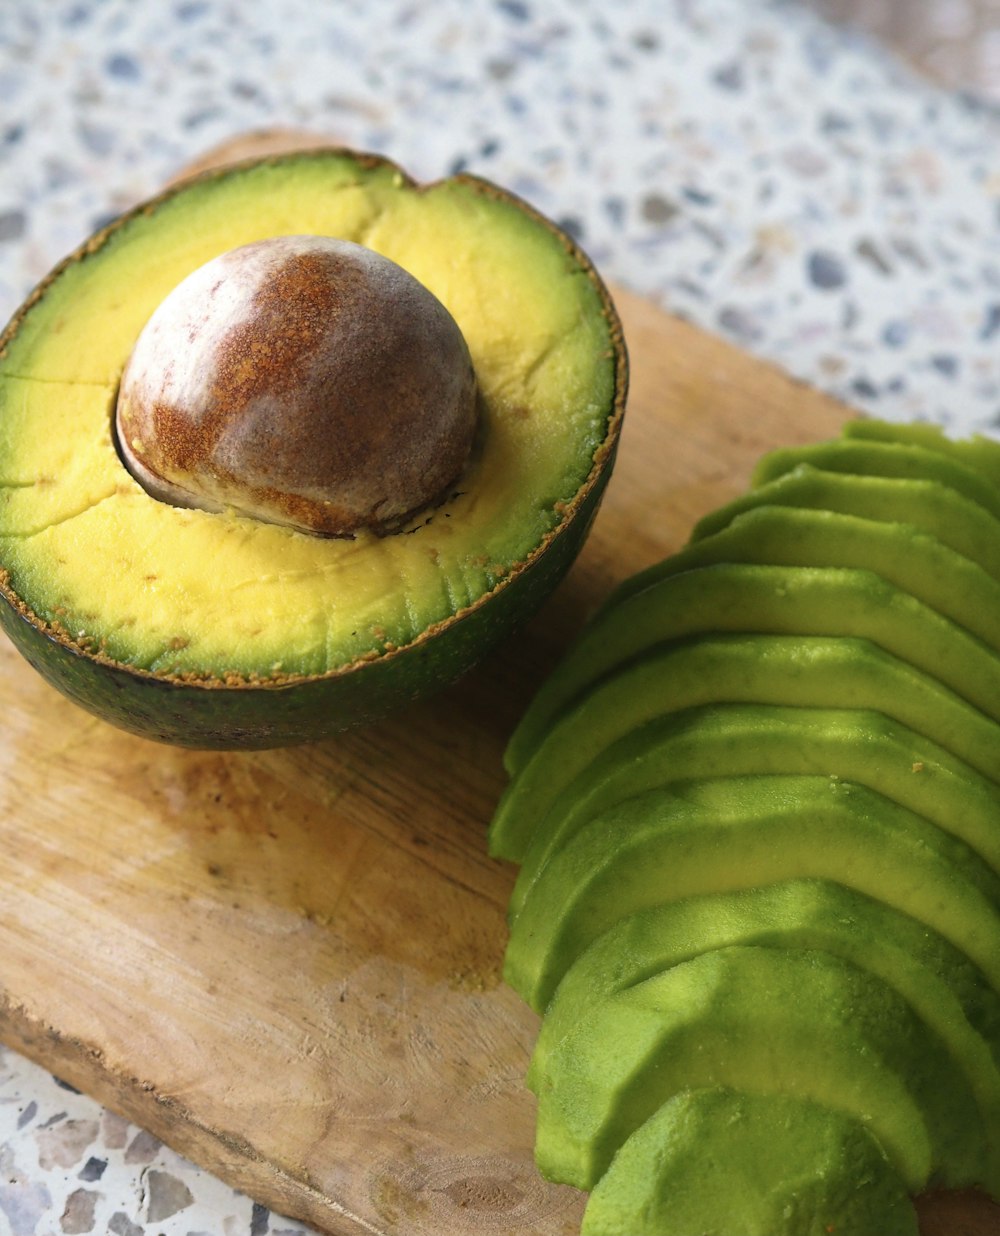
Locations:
505;774;1000;1011
580;1087;919;1236
507;702;1000;921
533;945;986;1193
0;149;626;747
501;561;1000;787
690;466;1000;581
490;632;1000;862
529;880;1000;1190
751;438;1000;523
843;418;1000;490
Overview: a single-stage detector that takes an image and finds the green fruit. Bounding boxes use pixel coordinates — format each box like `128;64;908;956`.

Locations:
530;880;1000;1190
501;561;1000;783
842;418;1000;490
0;148;626;747
533;945;986;1193
580;1088;919;1236
691;466;1000;580
508;703;1000;922
505;774;1000;1011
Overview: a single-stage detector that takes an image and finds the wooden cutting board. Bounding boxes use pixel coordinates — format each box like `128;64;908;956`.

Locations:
1;137;997;1236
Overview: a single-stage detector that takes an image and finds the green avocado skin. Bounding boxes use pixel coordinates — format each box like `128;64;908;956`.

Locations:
0;463;610;747
580;1088;919;1236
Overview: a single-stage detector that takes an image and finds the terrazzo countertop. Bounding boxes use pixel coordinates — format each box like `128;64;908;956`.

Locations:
1;1;999;1234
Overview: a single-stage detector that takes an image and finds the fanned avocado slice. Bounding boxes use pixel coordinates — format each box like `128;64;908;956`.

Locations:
507;703;1000;921
533;945;986;1193
580;1087;919;1236
505;774;1000;1011
843;418;1000;490
691;466;1000;581
529;880;1000;1192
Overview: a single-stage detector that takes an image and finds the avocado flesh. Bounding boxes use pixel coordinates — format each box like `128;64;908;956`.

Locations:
507;702;1000;922
505;774;1000;1012
490;632;1000;863
0;152;618;685
533;945;985;1193
842;418;1000;491
500;559;1000;796
580;1087;919;1236
691;466;1000;581
529;880;1000;1190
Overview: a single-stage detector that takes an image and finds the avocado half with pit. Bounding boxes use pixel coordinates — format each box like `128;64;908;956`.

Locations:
0;148;627;747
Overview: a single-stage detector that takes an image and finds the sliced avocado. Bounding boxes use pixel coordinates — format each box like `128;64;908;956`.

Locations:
529;880;1000;1190
508;703;1000;921
751;438;1000;522
501;562;1000;785
602;506;1000;652
505;774;1000;1011
533;945;986;1193
0;149;625;747
844;418;1000;491
690;465;1000;582
580;1087;919;1236
490;633;1000;862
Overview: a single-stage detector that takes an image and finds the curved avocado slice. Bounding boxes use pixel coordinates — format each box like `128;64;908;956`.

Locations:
580;1087;919;1236
691;466;1000;581
490;633;1000;862
507;702;1000;921
533;945;985;1193
844;418;1000;491
750;439;1000;523
529;880;1000;1191
505;774;1000;1012
0;149;625;747
501;560;1000;789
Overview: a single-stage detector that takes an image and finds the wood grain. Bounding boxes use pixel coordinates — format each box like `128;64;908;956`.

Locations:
0;136;996;1236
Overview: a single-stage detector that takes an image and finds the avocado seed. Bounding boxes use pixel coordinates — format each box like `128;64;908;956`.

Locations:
115;235;478;536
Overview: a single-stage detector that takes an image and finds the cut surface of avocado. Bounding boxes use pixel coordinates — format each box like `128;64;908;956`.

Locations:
505;774;1000;1011
529;879;1000;1190
843;418;1000;491
580;1087;919;1236
691;466;1000;582
508;702;1000;921
0;151;619;686
533;945;985;1193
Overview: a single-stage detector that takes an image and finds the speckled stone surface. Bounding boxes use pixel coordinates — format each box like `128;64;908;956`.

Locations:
1;1;1000;1233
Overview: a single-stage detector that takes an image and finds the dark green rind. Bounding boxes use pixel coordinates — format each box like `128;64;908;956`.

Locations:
0;452;613;748
580;1088;919;1236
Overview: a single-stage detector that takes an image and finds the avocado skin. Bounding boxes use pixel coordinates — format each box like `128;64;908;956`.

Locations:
580;1088;919;1236
0;459;611;747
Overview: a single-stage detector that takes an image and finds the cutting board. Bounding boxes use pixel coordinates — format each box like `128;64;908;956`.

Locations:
1;136;997;1236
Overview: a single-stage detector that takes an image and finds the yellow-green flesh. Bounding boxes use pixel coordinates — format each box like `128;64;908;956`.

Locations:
0;156;615;678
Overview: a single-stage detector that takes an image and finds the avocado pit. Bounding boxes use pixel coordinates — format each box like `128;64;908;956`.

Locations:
115;235;478;536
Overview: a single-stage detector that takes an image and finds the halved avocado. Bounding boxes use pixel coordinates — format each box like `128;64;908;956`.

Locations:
580;1087;919;1236
0;148;626;747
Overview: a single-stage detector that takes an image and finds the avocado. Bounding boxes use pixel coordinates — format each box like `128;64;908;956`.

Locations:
505;774;1000;1011
490;632;1000;862
507;702;1000;922
751;438;1000;522
501;561;1000;786
580;1087;919;1236
842;418;1000;490
0;148;626;747
529;880;1000;1189
691;466;1000;580
533;945;986;1192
